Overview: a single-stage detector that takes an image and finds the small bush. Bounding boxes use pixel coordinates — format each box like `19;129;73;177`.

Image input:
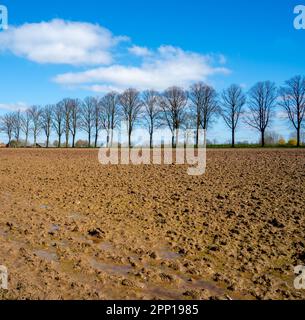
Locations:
287;139;298;146
278;138;286;146
75;140;89;148
8;140;22;148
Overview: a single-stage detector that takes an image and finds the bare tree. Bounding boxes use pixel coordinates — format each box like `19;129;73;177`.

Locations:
245;81;277;147
279;75;305;147
160;86;188;148
81;97;95;147
220;84;246;148
62;99;73;148
0;113;14;144
28;106;42;146
119;88;143;148
42;105;53;148
12;110;22;143
189;83;205;148
100;92;119;147
69;99;82;148
21;109;31;147
198;85;218;131
53;102;65;148
189;83;218;147
93;97;102;148
143;90;161;148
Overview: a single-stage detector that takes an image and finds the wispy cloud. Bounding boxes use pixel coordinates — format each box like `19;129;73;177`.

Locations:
128;45;153;57
0;19;128;65
54;45;230;92
0;102;29;112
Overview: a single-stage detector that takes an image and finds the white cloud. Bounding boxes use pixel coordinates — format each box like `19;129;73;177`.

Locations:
0;19;230;92
128;45;153;57
0;102;29;112
54;45;230;92
0;19;128;65
82;84;123;93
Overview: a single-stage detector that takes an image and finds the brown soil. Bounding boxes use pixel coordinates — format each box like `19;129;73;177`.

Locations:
0;148;304;300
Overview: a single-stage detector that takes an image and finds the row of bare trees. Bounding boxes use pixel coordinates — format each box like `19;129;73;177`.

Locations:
1;75;305;148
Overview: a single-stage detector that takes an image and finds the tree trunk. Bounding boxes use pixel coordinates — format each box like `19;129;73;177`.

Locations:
58;135;61;148
110;129;114;147
261;131;265;148
297;126;301;147
128;126;132;148
72;134;76;148
25;133;28;147
65;120;69;148
150;132;153;149
150;119;154;149
46;136;49;148
95;132;98;148
175;129;179;148
232;128;235;148
106;134;110;148
196;110;200;149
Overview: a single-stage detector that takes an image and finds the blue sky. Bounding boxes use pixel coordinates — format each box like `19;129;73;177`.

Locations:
0;0;304;143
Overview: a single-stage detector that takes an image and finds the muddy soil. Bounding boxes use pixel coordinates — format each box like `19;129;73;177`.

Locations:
0;149;304;300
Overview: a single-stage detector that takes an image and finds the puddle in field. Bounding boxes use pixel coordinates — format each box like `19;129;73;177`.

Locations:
68;212;84;220
55;239;69;248
142;278;225;300
143;286;183;300
47;239;69;249
90;259;133;276
49;224;60;233
73;235;94;246
99;242;114;251
0;228;8;238
181;276;224;295
40;204;50;210
34;250;59;262
158;247;181;260
140;272;224;300
145;258;224;296
141;249;225;298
